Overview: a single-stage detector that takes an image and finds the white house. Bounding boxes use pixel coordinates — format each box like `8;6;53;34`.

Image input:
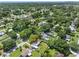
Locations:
0;32;4;36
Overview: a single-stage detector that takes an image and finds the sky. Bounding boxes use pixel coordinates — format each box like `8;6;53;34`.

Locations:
0;0;79;2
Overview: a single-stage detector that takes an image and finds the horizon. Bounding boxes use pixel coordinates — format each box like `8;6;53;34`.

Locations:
0;0;79;2
0;1;79;3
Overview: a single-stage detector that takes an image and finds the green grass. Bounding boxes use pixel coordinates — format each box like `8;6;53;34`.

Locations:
10;48;21;57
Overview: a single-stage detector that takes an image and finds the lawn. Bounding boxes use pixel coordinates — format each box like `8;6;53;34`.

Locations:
10;48;22;57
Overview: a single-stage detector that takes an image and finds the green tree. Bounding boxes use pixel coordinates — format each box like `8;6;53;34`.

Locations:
0;43;3;50
39;23;50;32
23;43;30;48
31;42;48;57
31;50;41;57
13;9;22;15
29;34;39;43
45;49;59;57
20;29;32;40
13;20;30;32
37;42;48;56
8;31;17;39
47;38;70;56
2;39;16;52
69;32;79;52
32;12;42;18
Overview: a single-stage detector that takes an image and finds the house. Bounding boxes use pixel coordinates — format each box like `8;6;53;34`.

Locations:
3;52;10;57
21;48;29;57
31;45;38;49
0;32;4;36
77;40;79;45
17;33;20;39
21;48;32;57
69;25;76;32
41;32;50;40
38;21;47;26
65;35;71;41
31;40;41;49
56;53;64;57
